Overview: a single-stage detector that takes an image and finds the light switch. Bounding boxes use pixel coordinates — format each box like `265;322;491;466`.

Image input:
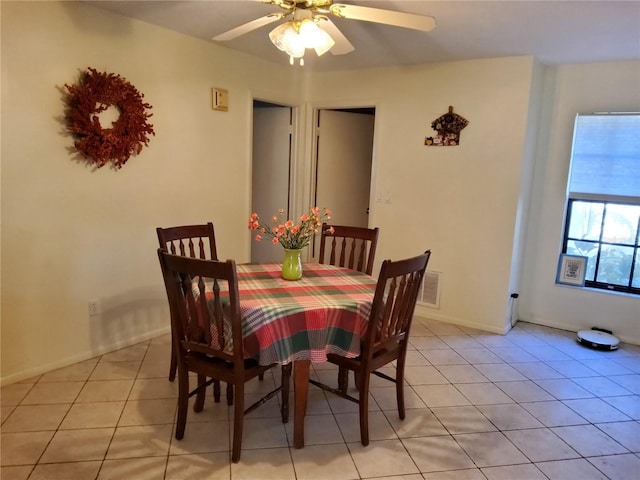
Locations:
212;87;228;111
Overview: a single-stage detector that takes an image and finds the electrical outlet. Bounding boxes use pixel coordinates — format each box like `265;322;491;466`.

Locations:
88;299;101;317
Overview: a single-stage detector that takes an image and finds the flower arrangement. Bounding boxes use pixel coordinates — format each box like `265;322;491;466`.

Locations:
248;207;333;250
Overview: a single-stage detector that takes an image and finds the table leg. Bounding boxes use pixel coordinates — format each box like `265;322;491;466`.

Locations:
293;359;310;449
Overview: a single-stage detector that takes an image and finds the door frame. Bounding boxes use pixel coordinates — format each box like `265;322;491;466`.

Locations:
308;102;379;228
250;95;380;263
250;95;303;259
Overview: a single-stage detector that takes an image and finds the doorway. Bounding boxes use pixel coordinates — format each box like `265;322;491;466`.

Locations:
251;102;376;263
251;100;294;263
311;107;376;260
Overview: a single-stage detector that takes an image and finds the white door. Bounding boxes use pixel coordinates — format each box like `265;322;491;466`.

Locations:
312;109;375;259
251;105;292;263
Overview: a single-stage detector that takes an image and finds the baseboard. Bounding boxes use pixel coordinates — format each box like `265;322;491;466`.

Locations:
413;305;508;335
517;315;639;346
0;325;171;386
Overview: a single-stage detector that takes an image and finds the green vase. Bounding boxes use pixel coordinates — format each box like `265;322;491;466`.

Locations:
281;248;303;281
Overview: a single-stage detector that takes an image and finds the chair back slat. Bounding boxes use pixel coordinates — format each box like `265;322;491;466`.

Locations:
157;223;218;260
211;279;226;351
319;224;379;275
364;251;431;361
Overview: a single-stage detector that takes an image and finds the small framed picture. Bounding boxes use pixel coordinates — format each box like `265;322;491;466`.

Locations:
556;254;587;286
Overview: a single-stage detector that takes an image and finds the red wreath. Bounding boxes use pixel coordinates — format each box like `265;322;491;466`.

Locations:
64;68;155;169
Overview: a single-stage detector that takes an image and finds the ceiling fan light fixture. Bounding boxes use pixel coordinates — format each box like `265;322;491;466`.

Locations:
299;19;335;56
269;22;305;58
269;16;335;63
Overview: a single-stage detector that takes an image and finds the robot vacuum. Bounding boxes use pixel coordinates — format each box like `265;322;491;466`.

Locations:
576;328;619;351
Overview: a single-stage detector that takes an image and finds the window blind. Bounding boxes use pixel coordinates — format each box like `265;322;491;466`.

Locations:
568;113;640;204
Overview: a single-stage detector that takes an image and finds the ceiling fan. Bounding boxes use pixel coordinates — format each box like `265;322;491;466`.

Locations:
212;0;437;65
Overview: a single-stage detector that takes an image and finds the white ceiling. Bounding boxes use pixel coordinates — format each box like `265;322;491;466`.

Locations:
89;0;640;71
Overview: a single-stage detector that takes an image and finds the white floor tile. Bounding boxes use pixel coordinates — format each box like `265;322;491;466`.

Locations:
454;431;529;467
535;458;609;480
349;439;420;477
587;453;640;480
403;435;475;472
551;424;629;457
3;321;638;480
291;443;359;480
503;428;579;462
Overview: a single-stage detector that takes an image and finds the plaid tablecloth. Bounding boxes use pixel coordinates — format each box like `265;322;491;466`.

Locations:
232;263;376;365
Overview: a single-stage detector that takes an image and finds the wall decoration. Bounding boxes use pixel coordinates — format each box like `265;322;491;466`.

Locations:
64;68;155;169
425;106;468;146
556;254;587;286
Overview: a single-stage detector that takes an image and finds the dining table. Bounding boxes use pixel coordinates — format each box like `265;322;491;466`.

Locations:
231;262;377;448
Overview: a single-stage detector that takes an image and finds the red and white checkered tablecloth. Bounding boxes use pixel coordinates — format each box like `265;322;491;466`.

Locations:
233;263;376;365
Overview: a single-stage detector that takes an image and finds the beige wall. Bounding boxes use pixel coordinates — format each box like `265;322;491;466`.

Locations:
2;1;638;384
305;58;539;334
520;61;640;343
0;1;299;383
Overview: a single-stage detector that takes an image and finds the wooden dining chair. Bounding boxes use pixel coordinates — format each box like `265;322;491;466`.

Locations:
318;223;379;275
309;250;431;446
157;223;218;383
158;249;291;463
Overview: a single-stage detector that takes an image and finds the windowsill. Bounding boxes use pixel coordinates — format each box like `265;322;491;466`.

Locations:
556;282;639;299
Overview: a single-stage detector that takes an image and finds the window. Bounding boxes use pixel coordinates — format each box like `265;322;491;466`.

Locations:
562;113;640;294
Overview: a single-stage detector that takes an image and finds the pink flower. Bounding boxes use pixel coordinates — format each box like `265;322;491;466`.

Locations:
329;226;335;234
248;207;332;249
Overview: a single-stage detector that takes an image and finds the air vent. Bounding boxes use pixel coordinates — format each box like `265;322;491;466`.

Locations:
418;270;441;308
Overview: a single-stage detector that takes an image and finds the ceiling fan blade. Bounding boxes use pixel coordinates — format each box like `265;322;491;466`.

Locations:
316;17;354;55
329;4;436;32
213;13;285;41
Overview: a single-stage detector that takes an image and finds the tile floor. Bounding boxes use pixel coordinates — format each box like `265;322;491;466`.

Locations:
1;318;639;480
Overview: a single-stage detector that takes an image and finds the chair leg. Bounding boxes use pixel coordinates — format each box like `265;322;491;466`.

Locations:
396;356;406;420
213;380;221;403
194;374;206;413
226;383;234;406
359;372;370;446
168;342;177;382
231;383;245;463
281;363;292;423
396;377;405;420
175;368;189;440
338;367;348;393
354;371;362;391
